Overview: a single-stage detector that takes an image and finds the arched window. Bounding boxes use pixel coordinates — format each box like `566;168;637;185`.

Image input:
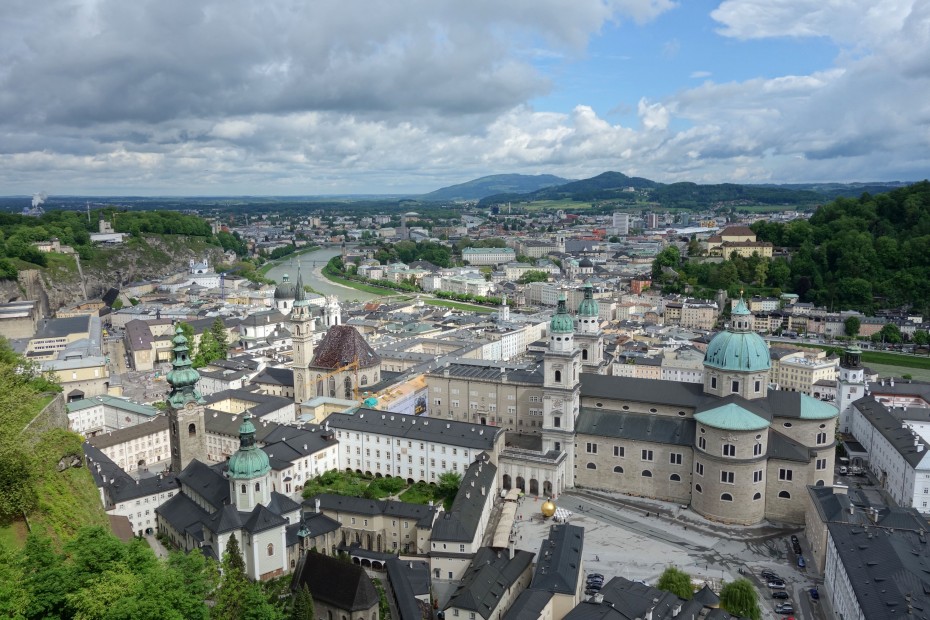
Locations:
267;543;274;556
241;484;246;494
255;482;261;492
361;374;368;386
670;473;681;482
816;479;825;487
641;470;652;478
586;463;596;470
553;416;561;428
721;493;733;502
613;466;623;473
344;376;352;399
695;484;703;493
554;370;562;382
582;349;589;361
753;492;762;500
778;491;791;499
188;423;196;436
316;374;323;396
328;376;336;397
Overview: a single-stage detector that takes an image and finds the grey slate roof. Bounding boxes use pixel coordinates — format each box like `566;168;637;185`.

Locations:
529;524;584;595
445;547;535;619
291;551;379;612
252;366;294;387
432;455;497;543
155;493;212;538
386;559;433;620
576;408;696;446
243;503;288;534
35;315;90;338
807;485;930;531
325;409;503;451
177;459;230;511
563;577;704;620
306;493;438;528
853;396;930;467
502;590;554;620
580;373;707;409
827;523;930;619
87;415;169;449
767;430;813;463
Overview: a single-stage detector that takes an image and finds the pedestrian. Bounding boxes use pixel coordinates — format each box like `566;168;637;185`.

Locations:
595;554;600;561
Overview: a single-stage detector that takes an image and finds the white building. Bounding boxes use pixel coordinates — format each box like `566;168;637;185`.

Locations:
462;247;516;266
324;410;505;483
66;395;160;437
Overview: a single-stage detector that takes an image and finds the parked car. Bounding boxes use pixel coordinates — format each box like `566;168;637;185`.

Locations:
775;603;795;614
768;580;787;590
772;591;790;599
810;587;820;600
585;582;602;591
761;570;781;581
798;555;806;568
585;588;601;596
587;573;604;581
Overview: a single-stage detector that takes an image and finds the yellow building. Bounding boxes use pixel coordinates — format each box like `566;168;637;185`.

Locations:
771;348;838;396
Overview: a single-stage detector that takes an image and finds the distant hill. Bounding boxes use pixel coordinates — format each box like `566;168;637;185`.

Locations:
420;174;571;202
475;171;908;209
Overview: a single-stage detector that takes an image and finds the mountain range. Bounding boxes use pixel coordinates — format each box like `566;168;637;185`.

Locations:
421;171;912;209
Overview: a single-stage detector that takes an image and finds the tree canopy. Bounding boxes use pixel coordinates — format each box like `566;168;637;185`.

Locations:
719;578;761;620
656;566;692;600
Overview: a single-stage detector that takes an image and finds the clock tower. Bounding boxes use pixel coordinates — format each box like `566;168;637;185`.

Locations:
166;327;207;473
542;294;581;476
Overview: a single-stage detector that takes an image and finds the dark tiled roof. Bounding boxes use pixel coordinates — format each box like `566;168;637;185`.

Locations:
576;409;696;446
266;491;301;516
386;559;433;620
445;547;535;617
87;415;169;449
243;504;288;534
306;494;438;528
563;577;704;620
205;504;246;534
767;429;812;463
853;396;930;466
291;551;379;612
580;374;707;409
502;590;554;620
432;455;497;543
251;366;294;387
326;409;503;451
827;523;930;619
310;325;381;370
36;315;90;338
155;493;212;538
529;524;584;595
178;459;230;511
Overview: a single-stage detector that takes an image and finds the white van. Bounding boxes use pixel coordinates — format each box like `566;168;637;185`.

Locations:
839;466;848;475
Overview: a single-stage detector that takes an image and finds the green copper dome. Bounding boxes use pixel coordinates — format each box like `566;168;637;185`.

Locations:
166;327;205;409
550;294;574;334
704;295;770;372
695;403;770;431
577;282;599;317
227;413;270;479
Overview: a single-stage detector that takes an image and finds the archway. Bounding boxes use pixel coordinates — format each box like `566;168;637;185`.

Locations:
366;534;372;549
480;417;487;425
529;479;539;495
516;476;525;492
543;480;552;496
502;474;512;490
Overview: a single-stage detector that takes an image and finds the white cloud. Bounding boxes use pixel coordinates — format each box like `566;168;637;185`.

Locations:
690;71;712;79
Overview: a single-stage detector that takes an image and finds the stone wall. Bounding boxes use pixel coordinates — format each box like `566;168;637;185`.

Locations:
20;392;68;440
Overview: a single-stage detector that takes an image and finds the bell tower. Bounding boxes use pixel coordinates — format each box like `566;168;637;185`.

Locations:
575;282;604;374
166;327;207;473
837;345;865;433
542;294;581;476
291;263;315;404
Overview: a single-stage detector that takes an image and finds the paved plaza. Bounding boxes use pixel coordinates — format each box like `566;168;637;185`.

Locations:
509;490;830;620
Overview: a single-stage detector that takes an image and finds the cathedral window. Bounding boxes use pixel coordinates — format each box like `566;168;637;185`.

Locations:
188;423;196;436
255;482;261;492
554;370;562;382
267;543;274;556
553;416;560;428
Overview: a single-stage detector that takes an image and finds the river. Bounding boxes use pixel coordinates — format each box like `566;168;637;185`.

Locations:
263;246;379;302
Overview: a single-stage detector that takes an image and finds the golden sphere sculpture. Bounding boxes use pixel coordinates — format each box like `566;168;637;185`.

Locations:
541;499;556;518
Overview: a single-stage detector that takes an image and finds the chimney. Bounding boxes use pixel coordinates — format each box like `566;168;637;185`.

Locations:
314;498;321;513
466;491;471;499
891;377;895;386
508;540;515;559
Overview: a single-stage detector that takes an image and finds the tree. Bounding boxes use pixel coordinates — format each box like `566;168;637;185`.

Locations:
719;579;761;620
213;534;248;620
290;584;315;620
0;447;38;524
437;471;462;510
844;316;861;338
194;330;222;368
211;318;229;358
879;323;903;344
656;566;692;600
518;270;549;284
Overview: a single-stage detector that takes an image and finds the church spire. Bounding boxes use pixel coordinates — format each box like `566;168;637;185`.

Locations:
166;327;205;408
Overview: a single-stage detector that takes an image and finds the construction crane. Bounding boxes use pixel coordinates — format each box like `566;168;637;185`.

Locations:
314;359;362;401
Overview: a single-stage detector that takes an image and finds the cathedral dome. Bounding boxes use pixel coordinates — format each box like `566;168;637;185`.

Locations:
274;274;297;300
227;413;271;479
550;294;574;334
703;298;770;372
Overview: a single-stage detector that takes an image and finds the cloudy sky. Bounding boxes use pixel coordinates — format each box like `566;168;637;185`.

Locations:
1;0;928;195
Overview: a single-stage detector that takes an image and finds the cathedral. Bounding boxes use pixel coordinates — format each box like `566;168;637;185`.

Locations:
442;288;839;526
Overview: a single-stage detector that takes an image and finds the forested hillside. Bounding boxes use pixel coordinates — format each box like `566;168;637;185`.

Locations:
751;181;930;313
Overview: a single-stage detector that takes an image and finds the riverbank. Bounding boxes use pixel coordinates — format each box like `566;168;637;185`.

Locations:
257;245;321;278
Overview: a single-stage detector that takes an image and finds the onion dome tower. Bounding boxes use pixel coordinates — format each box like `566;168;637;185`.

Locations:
227;412;271;511
166;327;207;472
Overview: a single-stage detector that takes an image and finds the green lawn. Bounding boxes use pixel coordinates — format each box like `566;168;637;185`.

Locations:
399;482;444;505
11;393;55;435
863;363;930;382
0;520;28;550
321;271;389;295
786;342;930;371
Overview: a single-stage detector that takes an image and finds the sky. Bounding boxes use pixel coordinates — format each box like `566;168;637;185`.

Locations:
1;0;928;196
